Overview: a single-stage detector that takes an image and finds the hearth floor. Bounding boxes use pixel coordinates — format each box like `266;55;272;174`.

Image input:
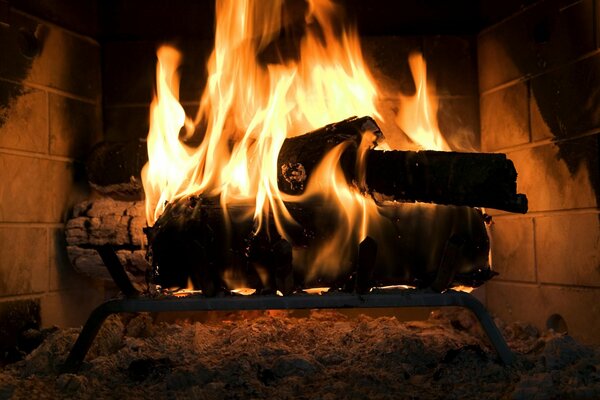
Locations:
0;308;598;399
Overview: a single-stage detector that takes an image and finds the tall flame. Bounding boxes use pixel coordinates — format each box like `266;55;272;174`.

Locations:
143;0;380;229
142;0;452;286
396;53;451;151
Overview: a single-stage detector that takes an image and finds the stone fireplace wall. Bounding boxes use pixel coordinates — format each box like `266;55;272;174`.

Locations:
0;0;105;358
478;0;600;344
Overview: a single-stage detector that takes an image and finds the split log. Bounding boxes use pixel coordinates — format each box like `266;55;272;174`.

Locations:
87;117;527;212
65;198;149;290
146;195;494;294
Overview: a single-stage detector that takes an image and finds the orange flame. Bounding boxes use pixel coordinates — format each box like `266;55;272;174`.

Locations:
142;0;453;288
395;53;451;151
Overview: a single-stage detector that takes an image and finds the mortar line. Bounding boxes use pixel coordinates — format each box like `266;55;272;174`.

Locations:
490;208;600;219
0;147;75;162
0;77;99;105
526;80;532;143
532;217;538;284
478;0;548;36
491;279;600;291
491;128;600;154
0;292;45;302
45;225;51;294
10;8;100;46
46;90;51;155
480;49;600;96
0;222;65;228
103;103;152;109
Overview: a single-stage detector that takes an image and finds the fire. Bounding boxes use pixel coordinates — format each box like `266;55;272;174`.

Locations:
396;53;451;151
142;0;450;290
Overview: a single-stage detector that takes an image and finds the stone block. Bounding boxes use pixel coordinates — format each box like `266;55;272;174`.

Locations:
41;285;105;328
0;154;79;222
102;41;156;106
481;82;529;151
103;39;212;106
489;217;535;282
535;213;600;286
423;35;477;97
478;0;535;27
478;0;594;92
486;281;600;344
49;93;101;159
0;19;36;83
0;298;40;362
1;11;100;99
0;227;48;295
507;134;599;212
0;80;47;153
103;105;150;141
99;0;215;41
360;36;422;99
11;0;98;36
437;96;480;151
530;54;600;140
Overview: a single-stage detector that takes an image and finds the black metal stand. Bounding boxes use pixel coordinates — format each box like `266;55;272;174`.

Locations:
62;289;514;372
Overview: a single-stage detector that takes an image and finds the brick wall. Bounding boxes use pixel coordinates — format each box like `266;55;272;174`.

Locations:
0;2;105;355
478;0;600;344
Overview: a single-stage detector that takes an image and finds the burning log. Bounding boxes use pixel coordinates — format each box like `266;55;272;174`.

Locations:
87;117;526;213
145;195;494;295
277;116;527;213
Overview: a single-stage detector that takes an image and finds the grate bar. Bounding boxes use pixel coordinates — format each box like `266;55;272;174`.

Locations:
62;289;514;372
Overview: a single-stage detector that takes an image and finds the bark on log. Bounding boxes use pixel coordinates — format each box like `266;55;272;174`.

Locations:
87;117;527;212
65;198;149;289
146;195;494;294
278;116;528;213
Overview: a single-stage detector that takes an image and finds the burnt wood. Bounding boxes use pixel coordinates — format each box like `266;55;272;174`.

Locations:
145;195;493;295
87;116;527;212
278;116;527;213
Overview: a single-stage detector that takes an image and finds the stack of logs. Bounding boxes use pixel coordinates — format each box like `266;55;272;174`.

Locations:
66;116;527;294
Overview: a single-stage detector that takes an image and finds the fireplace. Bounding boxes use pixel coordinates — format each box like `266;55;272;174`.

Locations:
0;0;598;368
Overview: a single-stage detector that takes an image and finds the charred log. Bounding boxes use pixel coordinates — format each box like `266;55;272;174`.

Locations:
364;149;527;213
87;117;527;212
145;195;493;295
278;116;527;213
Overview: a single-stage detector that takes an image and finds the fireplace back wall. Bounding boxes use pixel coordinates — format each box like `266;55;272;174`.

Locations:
0;0;105;357
0;0;597;355
479;0;600;344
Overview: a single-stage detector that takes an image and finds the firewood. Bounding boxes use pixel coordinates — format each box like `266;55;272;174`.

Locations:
145;195;493;294
278;116;527;213
65;198;149;289
87;117;527;213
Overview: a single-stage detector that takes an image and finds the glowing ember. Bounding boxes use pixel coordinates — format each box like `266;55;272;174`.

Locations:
142;0;455;291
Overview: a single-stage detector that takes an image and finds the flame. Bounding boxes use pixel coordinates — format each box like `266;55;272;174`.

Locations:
142;0;459;290
395;53;451;151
